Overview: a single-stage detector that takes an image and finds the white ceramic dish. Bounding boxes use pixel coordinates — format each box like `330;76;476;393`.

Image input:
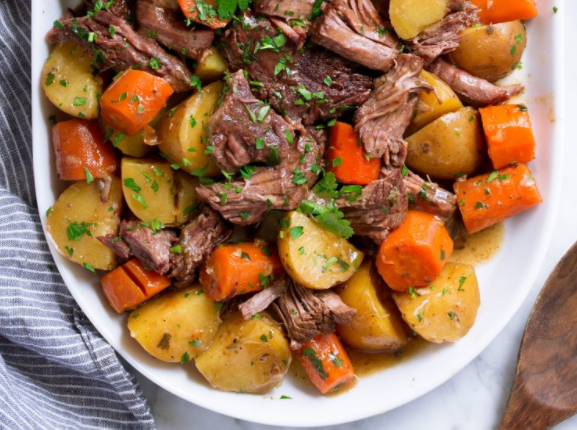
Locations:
32;1;565;426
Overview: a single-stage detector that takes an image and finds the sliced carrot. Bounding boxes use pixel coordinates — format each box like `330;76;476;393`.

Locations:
454;164;542;234
177;0;229;29
376;211;453;292
100;70;173;136
480;105;536;170
100;258;171;313
327;122;382;185
199;242;284;301
296;332;355;394
470;0;538;25
52;119;118;181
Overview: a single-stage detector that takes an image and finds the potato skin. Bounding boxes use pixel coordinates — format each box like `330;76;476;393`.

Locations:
336;260;409;352
406;107;486;181
42;41;103;119
393;263;480;343
277;211;364;290
449;21;527;83
389;0;449;40
158;81;222;177
128;286;221;363
195;312;292;394
46;178;122;270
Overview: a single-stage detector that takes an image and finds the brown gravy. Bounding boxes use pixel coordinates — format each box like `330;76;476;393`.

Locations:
451;222;505;266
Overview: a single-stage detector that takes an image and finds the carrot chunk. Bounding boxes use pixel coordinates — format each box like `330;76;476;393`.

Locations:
480;105;536;170
296;333;355;394
100;70;173;136
376;211;453;292
199;242;284;301
327;122;382;185
471;0;538;25
100;259;171;313
454;164;542;234
177;0;229;29
52;119;118;181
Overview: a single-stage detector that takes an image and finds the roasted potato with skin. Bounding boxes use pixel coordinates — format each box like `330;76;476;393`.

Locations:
158;81;222;177
195;312;292;394
174;171;200;225
449;21;527;83
121;158;176;225
406;107;486;181
406;70;463;136
195;48;229;82
46;178;122;271
128;286;222;363
277;211;364;290
389;0;449;40
336;260;409;352
42;41;103;119
393;263;480;343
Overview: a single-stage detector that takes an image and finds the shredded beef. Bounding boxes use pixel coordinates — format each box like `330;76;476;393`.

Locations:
46;11;193;92
311;0;400;72
336;168;408;243
208;70;295;172
239;277;290;319
253;0;315;48
170;207;233;286
408;0;479;64
427;58;524;107
83;0;133;19
403;170;457;219
354;54;432;166
136;0;214;61
220;12;372;124
98;234;132;261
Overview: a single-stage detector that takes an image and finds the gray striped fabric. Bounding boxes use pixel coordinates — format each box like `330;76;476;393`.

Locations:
0;2;155;429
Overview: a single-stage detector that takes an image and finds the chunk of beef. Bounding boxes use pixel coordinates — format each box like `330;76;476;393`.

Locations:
239;277;290;320
46;11;193;92
197;128;326;225
170;207;233;286
427;58;524;107
98;234;132;261
136;0;214;61
336;168;408;243
208;70;294;172
408;0;479;64
83;0;133;19
220;12;372;124
403;170;457;219
272;282;356;349
120;220;177;274
354;54;432;166
269;17;309;49
253;0;315;48
311;0;400;72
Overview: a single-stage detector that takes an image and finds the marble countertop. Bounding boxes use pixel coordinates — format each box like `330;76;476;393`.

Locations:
132;5;575;429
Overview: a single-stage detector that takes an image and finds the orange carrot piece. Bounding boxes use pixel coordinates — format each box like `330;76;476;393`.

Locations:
100;259;171;313
177;0;229;29
100;70;173;136
296;333;355;394
454;164;542;234
376;211;453;292
199;242;284;301
327;122;382;185
470;0;538;25
52;119;118;181
480;105;536;170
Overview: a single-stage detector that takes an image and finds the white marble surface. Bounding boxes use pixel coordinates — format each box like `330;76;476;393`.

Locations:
132;5;576;429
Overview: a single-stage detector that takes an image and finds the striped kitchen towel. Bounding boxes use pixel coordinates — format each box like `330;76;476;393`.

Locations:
0;2;155;429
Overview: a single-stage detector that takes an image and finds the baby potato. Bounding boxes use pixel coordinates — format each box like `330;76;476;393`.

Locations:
121;157;176;225
336;260;409;352
158;81;222;177
174;171;200;225
46;178;122;271
406;107;486;181
42;41;103;119
102;124;153;158
195;48;229;82
389;0;449;40
128;286;222;363
195;312;292;394
406;70;463;136
449;21;527;83
277;211;364;290
393;263;480;343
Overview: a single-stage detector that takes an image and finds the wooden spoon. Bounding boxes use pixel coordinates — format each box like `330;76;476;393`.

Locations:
499;241;577;430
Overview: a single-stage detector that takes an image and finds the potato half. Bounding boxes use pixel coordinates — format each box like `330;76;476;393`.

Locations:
389;0;449;40
195;48;229;83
